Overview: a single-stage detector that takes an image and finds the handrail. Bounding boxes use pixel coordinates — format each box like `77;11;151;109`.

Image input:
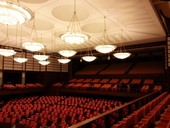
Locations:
68;90;160;128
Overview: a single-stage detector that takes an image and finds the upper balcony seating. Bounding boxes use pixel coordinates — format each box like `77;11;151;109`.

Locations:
52;82;62;88
2;83;44;90
99;63;132;75
75;64;107;75
69;78;77;83
153;85;162;92
100;79;110;83
130;79;142;89
83;79;92;83
129;61;164;74
91;79;101;83
141;79;154;93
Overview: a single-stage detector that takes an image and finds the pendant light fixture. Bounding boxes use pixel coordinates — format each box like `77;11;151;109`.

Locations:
22;16;44;52
113;30;131;59
0;0;34;25
60;0;89;45
58;58;71;64
39;60;50;65
14;25;27;63
33;35;49;61
0;24;16;57
95;16;117;54
82;46;96;62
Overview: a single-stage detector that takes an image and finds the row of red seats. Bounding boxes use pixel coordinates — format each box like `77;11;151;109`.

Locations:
0;96;123;128
53;78;153;88
1;83;44;90
111;91;169;128
155;96;170;128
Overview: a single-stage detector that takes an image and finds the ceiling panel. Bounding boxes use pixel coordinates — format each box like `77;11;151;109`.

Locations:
0;0;166;54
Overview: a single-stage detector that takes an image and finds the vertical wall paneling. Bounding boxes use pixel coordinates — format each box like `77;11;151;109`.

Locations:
34;60;40;71
61;63;68;72
167;37;170;67
47;57;60;72
40;64;46;71
3;56;13;70
14;60;22;70
26;53;34;71
0;71;2;85
0;56;3;70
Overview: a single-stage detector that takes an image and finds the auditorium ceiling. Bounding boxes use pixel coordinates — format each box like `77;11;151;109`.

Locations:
0;0;168;54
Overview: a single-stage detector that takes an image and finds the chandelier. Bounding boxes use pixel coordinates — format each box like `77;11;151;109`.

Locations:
22;42;44;52
60;0;89;45
0;1;34;25
39;60;50;65
0;48;16;57
58;58;71;64
95;45;117;54
0;25;16;57
113;30;131;59
58;50;77;58
33;54;49;61
22;18;44;52
33;45;49;61
95;16;117;54
14;57;27;63
82;56;96;62
82;47;96;62
113;52;131;59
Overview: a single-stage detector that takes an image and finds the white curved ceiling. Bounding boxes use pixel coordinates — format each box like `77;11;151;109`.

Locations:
0;0;166;53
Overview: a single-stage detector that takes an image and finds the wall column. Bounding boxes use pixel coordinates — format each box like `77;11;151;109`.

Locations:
166;36;170;92
22;72;25;84
0;56;3;85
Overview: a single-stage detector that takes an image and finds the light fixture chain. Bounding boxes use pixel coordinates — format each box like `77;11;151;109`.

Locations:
74;0;76;13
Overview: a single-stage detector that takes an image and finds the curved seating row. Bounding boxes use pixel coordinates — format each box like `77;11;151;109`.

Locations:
1;83;44;90
52;78;161;93
111;92;169;128
0;96;123;128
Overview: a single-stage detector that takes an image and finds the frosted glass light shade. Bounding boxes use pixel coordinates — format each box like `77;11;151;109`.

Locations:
0;1;34;25
14;57;27;63
82;56;96;62
22;42;44;52
0;48;16;57
113;52;131;59
58;50;77;57
58;58;71;64
39;60;50;65
33;55;49;61
61;32;89;45
95;45;117;54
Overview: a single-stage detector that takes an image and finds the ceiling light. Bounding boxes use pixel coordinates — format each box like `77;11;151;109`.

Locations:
113;52;131;59
58;58;71;64
0;1;34;25
58;50;77;57
82;47;96;62
82;56;96;62
95;45;117;54
0;25;16;57
22;18;44;52
33;54;49;61
95;16;117;54
113;30;131;59
22;42;44;52
0;48;16;57
60;0;89;44
14;57;27;63
39;60;50;65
